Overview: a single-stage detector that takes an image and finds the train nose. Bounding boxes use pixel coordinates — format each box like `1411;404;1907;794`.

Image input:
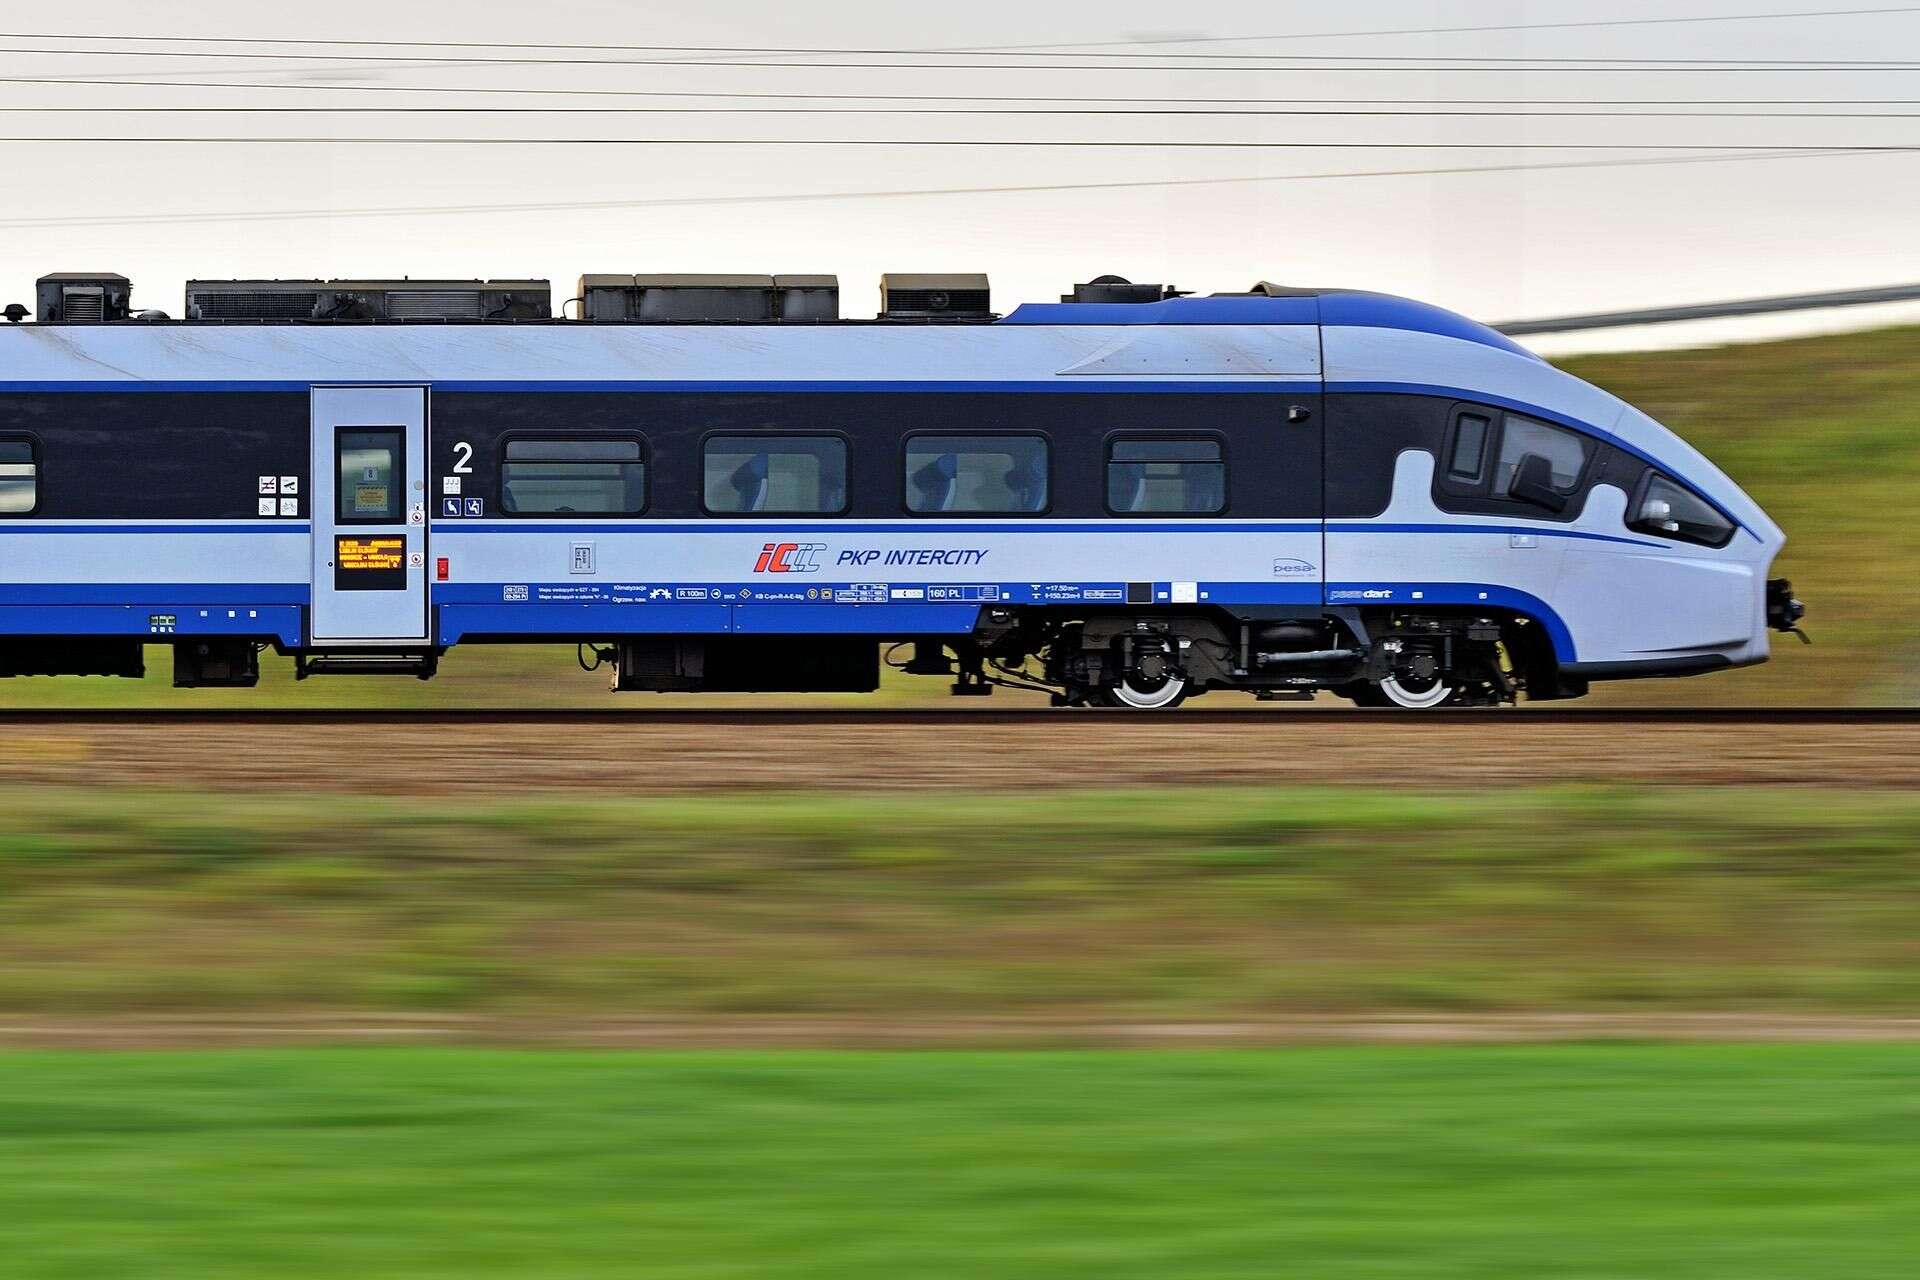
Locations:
1767;578;1810;643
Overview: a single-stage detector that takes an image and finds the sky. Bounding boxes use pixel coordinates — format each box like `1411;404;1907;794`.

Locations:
2;1;1919;350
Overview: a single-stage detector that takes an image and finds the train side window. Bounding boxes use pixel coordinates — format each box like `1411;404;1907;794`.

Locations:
1493;414;1591;498
501;437;646;515
1446;413;1491;483
704;435;848;514
1105;437;1225;514
1629;472;1734;547
0;438;36;515
904;434;1048;514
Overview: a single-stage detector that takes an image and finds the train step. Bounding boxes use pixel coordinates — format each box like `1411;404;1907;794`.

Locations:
295;651;439;680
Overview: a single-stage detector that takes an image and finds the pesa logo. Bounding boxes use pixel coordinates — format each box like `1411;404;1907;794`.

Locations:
753;542;826;574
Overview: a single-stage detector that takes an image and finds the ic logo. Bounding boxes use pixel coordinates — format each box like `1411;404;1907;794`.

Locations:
753;542;825;573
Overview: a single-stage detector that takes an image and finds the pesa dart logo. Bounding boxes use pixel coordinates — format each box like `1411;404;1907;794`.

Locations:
753;542;826;573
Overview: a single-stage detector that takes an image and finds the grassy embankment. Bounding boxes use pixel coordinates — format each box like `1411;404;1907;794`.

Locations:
0;324;1910;709
3;784;1916;1019
2;1044;1916;1278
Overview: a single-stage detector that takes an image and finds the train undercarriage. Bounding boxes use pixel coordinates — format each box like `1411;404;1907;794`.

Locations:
593;604;1579;708
957;605;1578;709
4;605;1576;707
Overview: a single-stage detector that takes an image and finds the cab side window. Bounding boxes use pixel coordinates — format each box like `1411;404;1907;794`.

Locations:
1495;414;1589;498
1630;472;1734;547
1436;407;1592;516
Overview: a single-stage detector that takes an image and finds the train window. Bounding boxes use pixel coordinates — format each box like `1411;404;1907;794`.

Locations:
336;428;403;524
501;437;646;515
1437;407;1596;518
703;435;848;514
1105;438;1225;514
1494;414;1590;497
0;439;36;514
905;435;1048;514
1629;473;1734;547
1446;413;1491;482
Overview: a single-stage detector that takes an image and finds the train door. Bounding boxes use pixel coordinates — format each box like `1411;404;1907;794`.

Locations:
309;386;429;644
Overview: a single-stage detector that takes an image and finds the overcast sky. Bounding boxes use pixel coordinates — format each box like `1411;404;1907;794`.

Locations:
3;1;1918;348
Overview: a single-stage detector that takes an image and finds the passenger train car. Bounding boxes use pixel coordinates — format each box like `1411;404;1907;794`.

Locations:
0;270;1805;707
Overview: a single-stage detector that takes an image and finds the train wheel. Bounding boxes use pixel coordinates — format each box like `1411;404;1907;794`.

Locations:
1100;672;1190;710
1345;673;1458;709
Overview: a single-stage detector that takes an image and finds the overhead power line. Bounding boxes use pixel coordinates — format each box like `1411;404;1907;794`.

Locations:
5;10;1919;58
1;44;1920;71
996;6;1920;51
0;138;1914;149
7;75;1920;106
5;105;1920;119
0;147;1896;232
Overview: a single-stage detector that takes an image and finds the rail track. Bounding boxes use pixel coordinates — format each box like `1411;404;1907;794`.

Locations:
0;706;1913;727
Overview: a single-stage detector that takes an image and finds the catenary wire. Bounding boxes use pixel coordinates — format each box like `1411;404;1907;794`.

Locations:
3;15;1919;60
2;45;1920;70
9;76;1920;105
0;146;1896;231
0;105;1918;118
0;138;1912;148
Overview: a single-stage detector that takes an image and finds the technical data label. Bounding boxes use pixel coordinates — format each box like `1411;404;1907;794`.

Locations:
926;585;1002;603
836;583;888;603
334;536;407;591
1082;588;1124;601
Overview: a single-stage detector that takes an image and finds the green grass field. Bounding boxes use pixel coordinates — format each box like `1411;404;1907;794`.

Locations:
0;324;1910;709
5;783;1917;1020
1;1044;1915;1278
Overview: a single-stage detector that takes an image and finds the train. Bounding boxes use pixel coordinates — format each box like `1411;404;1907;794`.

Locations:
0;268;1805;707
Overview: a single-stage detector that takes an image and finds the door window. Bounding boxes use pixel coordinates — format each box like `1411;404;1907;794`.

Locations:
337;428;403;523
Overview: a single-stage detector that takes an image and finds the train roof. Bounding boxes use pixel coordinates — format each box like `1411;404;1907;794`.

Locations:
999;290;1537;360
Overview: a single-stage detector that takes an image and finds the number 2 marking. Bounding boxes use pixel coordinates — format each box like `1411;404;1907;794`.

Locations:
452;441;474;474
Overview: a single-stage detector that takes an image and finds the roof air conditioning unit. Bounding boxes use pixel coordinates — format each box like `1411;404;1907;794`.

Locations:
879;273;992;321
578;273;839;321
36;273;132;322
184;279;551;321
1061;275;1176;304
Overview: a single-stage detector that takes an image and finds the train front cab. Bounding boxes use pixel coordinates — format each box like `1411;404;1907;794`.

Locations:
1318;310;1792;705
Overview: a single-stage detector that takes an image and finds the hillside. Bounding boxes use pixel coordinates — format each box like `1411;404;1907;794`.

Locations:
0;325;1909;708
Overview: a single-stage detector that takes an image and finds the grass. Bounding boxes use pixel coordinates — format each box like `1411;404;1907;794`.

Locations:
3;783;1918;1020
0;323;1912;709
0;1044;1916;1278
